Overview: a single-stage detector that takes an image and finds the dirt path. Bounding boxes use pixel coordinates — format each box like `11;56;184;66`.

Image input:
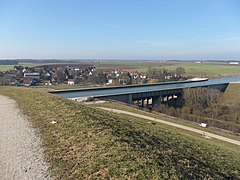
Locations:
99;107;240;146
0;95;51;180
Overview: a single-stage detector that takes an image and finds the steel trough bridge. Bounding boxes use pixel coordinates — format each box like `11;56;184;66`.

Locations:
50;76;240;108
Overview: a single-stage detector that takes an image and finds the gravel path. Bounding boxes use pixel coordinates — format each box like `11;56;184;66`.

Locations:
0;95;51;180
99;107;240;146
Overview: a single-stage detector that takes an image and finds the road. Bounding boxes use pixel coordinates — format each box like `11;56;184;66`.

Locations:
99;107;240;146
0;95;51;179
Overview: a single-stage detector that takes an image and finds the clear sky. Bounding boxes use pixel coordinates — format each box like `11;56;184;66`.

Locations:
0;0;240;60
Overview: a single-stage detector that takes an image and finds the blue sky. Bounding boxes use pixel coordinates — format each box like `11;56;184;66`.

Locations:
0;0;240;60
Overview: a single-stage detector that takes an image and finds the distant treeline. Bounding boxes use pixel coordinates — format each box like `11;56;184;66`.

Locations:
18;59;91;64
0;60;19;65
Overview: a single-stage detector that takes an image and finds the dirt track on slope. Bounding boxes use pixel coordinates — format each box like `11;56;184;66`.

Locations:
0;95;51;180
99;107;240;146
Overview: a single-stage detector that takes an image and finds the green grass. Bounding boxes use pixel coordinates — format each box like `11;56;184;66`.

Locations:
137;63;240;76
0;62;39;71
0;65;16;71
0;87;239;179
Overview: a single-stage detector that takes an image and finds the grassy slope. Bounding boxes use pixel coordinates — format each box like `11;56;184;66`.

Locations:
222;83;240;106
0;87;240;179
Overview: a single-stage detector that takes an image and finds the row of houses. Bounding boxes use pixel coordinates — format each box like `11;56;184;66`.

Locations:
0;64;184;86
0;64;96;86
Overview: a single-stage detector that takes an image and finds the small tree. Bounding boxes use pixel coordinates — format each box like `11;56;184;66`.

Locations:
55;70;66;84
176;67;186;78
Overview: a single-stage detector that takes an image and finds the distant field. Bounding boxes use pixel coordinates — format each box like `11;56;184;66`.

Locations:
137;63;240;76
95;61;240;77
0;63;39;71
94;60;166;69
0;65;16;71
165;63;240;76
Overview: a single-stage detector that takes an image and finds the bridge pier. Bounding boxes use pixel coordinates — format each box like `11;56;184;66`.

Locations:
141;98;144;107
152;95;161;107
128;94;133;104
